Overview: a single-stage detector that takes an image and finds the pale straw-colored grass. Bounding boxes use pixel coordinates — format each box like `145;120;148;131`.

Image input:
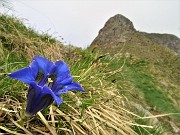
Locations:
0;86;163;135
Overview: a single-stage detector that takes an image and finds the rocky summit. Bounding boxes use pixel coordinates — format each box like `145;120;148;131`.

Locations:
91;14;180;55
91;14;135;46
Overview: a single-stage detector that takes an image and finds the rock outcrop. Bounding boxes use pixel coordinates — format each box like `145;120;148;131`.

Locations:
91;14;135;46
91;14;180;55
143;33;180;54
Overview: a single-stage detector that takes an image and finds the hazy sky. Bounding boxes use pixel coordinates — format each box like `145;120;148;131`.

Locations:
4;0;180;48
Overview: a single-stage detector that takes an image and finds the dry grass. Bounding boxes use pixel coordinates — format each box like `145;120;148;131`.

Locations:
0;14;66;61
0;31;64;61
0;88;144;135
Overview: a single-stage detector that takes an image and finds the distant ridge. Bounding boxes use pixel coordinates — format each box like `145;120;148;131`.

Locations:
91;14;180;55
143;32;180;55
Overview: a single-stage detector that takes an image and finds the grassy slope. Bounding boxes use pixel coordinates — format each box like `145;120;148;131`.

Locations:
91;30;180;133
0;15;179;134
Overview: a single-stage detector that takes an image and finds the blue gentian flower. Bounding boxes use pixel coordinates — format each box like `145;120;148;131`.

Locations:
8;56;85;115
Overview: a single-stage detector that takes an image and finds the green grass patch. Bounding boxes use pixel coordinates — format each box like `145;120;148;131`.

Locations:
126;64;180;121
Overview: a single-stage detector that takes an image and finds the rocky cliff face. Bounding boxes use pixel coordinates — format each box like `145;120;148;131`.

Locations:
143;33;180;54
91;14;180;55
91;14;135;46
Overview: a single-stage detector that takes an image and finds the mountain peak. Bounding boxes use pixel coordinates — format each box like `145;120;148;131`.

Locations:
91;14;180;55
106;14;135;29
91;14;135;46
104;14;135;31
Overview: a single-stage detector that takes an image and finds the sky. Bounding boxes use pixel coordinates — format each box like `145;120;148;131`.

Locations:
2;0;180;48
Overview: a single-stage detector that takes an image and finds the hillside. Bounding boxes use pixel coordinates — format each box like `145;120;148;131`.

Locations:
0;14;180;134
90;14;180;134
0;14;156;135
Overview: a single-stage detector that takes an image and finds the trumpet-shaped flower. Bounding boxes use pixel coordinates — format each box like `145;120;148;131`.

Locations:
8;56;85;115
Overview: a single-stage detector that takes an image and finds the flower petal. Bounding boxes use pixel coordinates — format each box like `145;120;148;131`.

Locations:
55;60;70;80
26;82;42;115
56;75;73;85
56;82;85;96
29;60;39;78
34;56;54;74
52;76;73;92
26;82;57;115
8;67;35;84
43;85;63;105
59;76;73;85
26;94;54;115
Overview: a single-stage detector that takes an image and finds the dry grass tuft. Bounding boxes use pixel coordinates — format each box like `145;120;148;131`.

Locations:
0;15;66;61
0;31;64;61
0;85;156;135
